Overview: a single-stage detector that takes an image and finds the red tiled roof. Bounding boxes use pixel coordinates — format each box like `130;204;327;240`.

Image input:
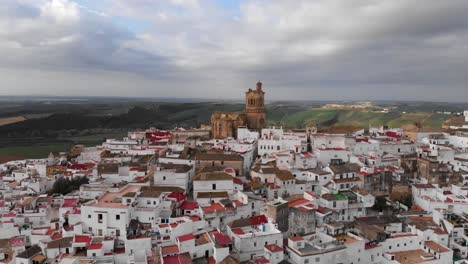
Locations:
75;235;92;245
254;256;270;264
265;244;282;252
63;198;78;208
233;177;243;185
51;233;63;240
11;236;26;247
385;131;401;138
413;184;436;189
180;201;198;210
288;198;309;208
161;245;179;255
289;236;304;241
202;202;225;214
250;215;268;226
167;192;187;202
163;256;180;264
68;163;94;170
231;229;244;235
178;234;195;242
212;232;232;245
233;200;243;206
88;244;103;250
333;177;361;183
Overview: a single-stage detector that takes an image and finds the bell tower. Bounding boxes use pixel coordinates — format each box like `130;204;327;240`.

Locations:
245;81;266;131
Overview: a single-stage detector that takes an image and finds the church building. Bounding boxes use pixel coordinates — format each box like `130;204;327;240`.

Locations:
211;81;266;139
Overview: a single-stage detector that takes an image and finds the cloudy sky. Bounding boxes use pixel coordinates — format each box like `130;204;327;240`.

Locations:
1;0;468;101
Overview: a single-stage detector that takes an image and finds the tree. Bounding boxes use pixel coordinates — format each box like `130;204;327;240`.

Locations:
400;195;413;208
50;176;89;195
372;197;389;211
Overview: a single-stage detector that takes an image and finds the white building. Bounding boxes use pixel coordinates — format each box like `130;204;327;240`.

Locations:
314;147;352;166
258;128;307;156
193;172;234;199
153;163;194;191
227;215;283;262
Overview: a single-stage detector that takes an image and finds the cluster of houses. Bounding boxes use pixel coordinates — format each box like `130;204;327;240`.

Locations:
0;111;468;264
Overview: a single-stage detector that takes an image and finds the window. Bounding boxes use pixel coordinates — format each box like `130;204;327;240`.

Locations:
315;257;320;262
98;214;103;223
254;242;257;247
163;176;166;181
305;260;309;264
88;215;91;218
212;184;217;190
116;215;120;220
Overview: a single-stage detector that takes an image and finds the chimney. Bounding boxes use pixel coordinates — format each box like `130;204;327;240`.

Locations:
256;81;262;91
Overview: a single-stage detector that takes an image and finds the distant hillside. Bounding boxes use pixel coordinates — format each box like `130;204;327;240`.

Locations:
0;100;459;150
266;107;451;129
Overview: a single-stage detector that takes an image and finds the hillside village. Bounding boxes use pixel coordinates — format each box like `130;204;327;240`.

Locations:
1;83;468;264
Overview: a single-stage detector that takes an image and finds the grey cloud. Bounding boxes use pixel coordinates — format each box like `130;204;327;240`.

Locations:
0;0;467;101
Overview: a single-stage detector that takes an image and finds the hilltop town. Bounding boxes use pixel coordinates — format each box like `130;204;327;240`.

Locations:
1;83;468;264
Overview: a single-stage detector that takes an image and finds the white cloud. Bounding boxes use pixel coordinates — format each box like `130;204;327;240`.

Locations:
40;0;80;24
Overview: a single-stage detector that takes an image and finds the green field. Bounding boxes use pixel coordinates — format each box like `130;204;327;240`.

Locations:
281;109;338;128
0;143;72;159
267;109;449;129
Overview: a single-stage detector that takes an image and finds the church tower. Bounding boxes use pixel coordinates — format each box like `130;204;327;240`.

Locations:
245;81;266;131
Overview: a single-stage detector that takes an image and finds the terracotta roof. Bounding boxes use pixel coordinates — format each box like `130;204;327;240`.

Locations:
195;152;243;161
193;172;233;181
17;245;42;259
158;163;192;173
197;192;229;198
220;255;240;264
333;177;361;183
275;170;295;181
47;237;73;249
388;249;434;264
329;163;361;174
413;183;436;189
228;215;268;228
424;240;450;253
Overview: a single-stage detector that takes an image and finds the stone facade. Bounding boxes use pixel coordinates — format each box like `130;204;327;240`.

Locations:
211;112;247;139
245;81;266;131
211;81;266;139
